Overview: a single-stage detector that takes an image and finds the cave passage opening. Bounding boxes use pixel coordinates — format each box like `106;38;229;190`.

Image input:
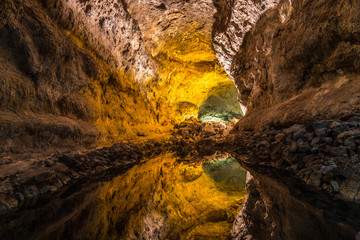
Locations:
145;23;244;125
198;86;244;123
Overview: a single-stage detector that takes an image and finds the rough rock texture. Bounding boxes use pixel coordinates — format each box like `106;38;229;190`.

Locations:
212;0;360;239
1;0;360;239
124;0;216;57
0;142;143;240
213;0;279;76
42;0;156;83
0;121;244;240
0;0;240;151
0;0;100;152
228;115;360;240
0;143;143;215
229;0;360;125
2;112;360;239
198;87;243;123
124;0;237;123
0;0;163;151
170;117;234;161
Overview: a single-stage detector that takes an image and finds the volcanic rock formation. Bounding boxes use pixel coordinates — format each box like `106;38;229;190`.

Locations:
0;0;360;239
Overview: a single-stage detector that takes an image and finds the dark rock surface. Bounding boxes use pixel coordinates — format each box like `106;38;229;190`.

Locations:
218;1;360;237
225;0;360;124
0;143;142;215
228;115;360;240
0;0;101;152
1;114;360;239
0;120;233;240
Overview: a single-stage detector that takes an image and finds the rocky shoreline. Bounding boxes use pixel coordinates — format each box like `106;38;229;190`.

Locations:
228;114;360;240
1;114;359;239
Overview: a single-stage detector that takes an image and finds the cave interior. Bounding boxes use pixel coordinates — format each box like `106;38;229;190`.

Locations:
0;0;360;239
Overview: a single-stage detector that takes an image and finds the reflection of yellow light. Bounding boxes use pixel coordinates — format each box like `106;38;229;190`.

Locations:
90;153;246;239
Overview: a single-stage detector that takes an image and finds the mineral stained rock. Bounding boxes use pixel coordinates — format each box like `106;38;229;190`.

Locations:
1;0;360;239
227;0;360;125
211;1;360;238
213;0;279;76
228;115;360;240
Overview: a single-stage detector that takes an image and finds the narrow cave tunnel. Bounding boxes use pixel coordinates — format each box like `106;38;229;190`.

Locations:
1;0;360;240
198;86;243;123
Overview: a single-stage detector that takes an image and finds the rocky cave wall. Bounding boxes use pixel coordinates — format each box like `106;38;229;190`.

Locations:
227;0;360;127
213;0;360;239
0;0;247;152
1;0;360;239
212;0;279;76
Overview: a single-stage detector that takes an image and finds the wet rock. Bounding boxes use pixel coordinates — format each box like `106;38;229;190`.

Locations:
298;145;311;154
304;133;314;142
44;160;54;167
330;122;350;136
329;146;348;157
311;137;320;147
315;128;327;138
275;133;285;143
321;164;337;174
339;177;360;200
344;138;356;147
296;138;304;146
311;147;319;154
330;181;340;192
293;129;305;141
307;171;322;187
340;167;352;179
326;158;336;164
289;142;298;153
313;120;333;129
350;116;360;123
321;137;333;145
337;130;360;139
346;122;359;128
339;114;360;121
284;124;305;136
351;155;359;164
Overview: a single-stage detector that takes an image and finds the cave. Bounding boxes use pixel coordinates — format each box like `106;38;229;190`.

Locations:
1;0;360;240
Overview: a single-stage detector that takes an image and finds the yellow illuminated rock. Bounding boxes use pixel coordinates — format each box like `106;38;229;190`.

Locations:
148;25;236;123
87;153;246;239
65;31;170;144
65;26;238;143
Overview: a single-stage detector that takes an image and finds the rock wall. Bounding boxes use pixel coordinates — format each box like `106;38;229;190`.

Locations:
0;120;245;240
124;0;216;57
0;0;243;152
0;0;165;152
228;0;360;126
123;0;237;123
0;0;100;152
212;0;279;77
42;0;156;84
228;116;360;240
213;0;360;239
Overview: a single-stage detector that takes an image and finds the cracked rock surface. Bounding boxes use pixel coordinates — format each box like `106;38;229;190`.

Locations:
228;115;360;240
